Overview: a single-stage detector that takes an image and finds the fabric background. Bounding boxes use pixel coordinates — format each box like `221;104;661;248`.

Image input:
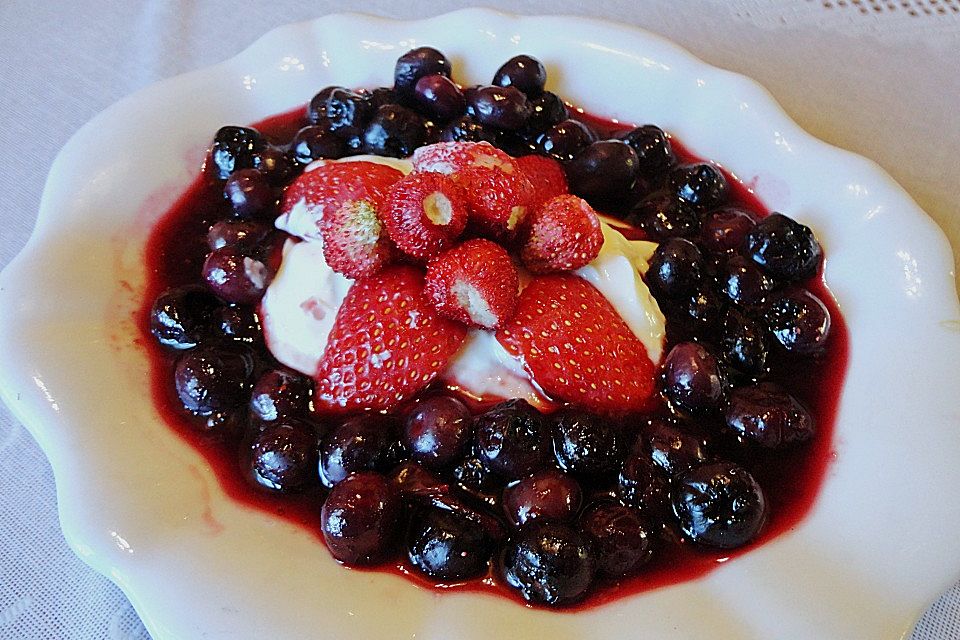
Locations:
0;1;957;637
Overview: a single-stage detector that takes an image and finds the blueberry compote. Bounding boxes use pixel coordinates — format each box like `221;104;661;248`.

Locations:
141;50;848;610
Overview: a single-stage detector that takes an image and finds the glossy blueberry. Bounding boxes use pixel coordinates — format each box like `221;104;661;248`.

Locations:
364;86;396;111
502;469;582;528
210;126;263;180
668;163;728;211
672;461;768;549
362;104;426;158
621;124;675;180
579;501;653;578
308;86;371;138
468;85;531;131
394;47;452;102
493;55;547;97
206;220;272;252
725;383;814;448
524;91;567;134
617;445;670;521
700;207;757;254
644;420;712;477
499;523;596;606
721;308;770;375
389;460;449;502
290;125;347;165
222;168;274;219
647;238;704;301
566;140;639;203
174;345;253;416
473;399;550;480
318;414;401;488
407;507;496;581
674;286;726;332
321;472;401;565
250;421;319;492
629;191;700;240
452;456;500;508
213;305;262;345
718;255;776;307
403;394;472;469
149;285;220;350
764;288;831;355
745;213;822;283
551;408;621;477
536;119;595;162
662;342;728;415
439;115;490;143
249;369;313;423
202;245;275;305
413;74;466;122
255;145;298;186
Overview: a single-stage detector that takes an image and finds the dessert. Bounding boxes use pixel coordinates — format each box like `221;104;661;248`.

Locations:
142;47;847;608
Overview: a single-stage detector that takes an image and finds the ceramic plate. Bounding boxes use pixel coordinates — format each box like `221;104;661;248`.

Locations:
1;10;959;639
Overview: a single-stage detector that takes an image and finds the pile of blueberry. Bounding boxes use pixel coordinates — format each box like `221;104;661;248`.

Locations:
147;46;837;607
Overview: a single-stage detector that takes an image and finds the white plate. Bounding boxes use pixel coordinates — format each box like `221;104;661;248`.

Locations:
1;10;959;640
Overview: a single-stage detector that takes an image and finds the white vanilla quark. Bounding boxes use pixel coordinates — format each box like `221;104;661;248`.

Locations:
261;155;666;406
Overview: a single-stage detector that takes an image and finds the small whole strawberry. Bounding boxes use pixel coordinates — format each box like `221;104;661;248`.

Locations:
497;274;656;415
412;141;518;176
314;265;468;413
516;154;568;210
381;172;469;261
424;239;520;330
453;166;535;243
520;194;604;273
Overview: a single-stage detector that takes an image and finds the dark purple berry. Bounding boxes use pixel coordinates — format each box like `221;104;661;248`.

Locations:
223;168;274;219
321;471;401;565
621;125;675;180
502;469;582;528
579;501;653;578
674;286;725;332
644;420;712;477
255;145;297;186
617;446;670;521
213;305;262;345
250;421;319;492
389;460;449;501
452;456;500;508
630;191;700;239
745;213;822;282
493;55;547;97
150;285;219;349
394;47;452;102
700;207;757;254
672;461;768;549
403;394;472;469
524;91;567;134
662;342;728;415
721;308;769;375
499;523;596;606
718;255;776;307
318;414;400;488
206;220;272;252
468;85;531;131
440;115;490;143
202;245;275;305
473;399;549;480
647;238;704;300
362;104;426;158
290;125;346;164
249;369;313;423
407;507;495;581
308;86;371;138
725;383;814;448
364;87;396;111
764;288;831;355
210;126;263;180
551;408;621;477
537;119;595;162
669;163;728;211
174;345;253;416
413;74;466;122
566;140;639;203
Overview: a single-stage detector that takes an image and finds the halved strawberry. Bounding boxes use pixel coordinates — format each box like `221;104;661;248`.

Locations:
411;141;518;176
381;172;469;261
453;166;535;243
497;274;656;415
520;194;604;273
314;265;468;413
425;239;519;329
516;154;568;209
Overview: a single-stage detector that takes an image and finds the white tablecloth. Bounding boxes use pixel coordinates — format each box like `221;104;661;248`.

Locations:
1;1;958;637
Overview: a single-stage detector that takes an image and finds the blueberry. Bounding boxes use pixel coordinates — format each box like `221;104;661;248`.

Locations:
213;305;262;345
473;399;549;480
566;140;639;203
524;91;567;135
669;163;728;211
502;469;582;528
210;126;263;180
318;414;401;488
413;74;466;122
439;115;491;143
629;191;700;240
394;47;452;102
718;255;776;307
249;369;313;423
617;445;670;521
255;145;298;186
673;286;725;333
249;421;319;492
364;87;397;111
308;86;371;138
764;288;831;355
621;125;675;180
647;238;704;301
290;125;347;165
206;220;272;252
721;308;769;375
662;342;728;415
202;245;275;305
222;168;274;219
493;55;547;97
579;501;653;578
403;394;472;469
700;207;757;255
536;119;595;162
725;383;814;448
321;471;401;565
389;460;449;502
551;408;621;477
499;523;596;606
174;345;253;416
150;285;220;350
745;213;822;283
468;85;531;131
407;507;495;581
672;461;768;549
362;104;426;157
644;420;712;477
452;456;500;508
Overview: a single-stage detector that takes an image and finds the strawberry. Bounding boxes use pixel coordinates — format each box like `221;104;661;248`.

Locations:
380;172;469;261
314;265;468;413
425;239;520;329
520;194;604;273
454;166;535;242
497;274;656;415
516;154;568;209
411;141;518;176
